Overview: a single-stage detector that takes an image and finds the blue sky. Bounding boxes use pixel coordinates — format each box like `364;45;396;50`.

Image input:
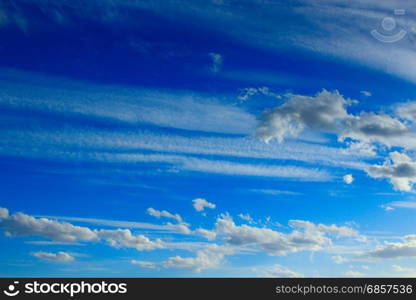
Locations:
2;0;416;277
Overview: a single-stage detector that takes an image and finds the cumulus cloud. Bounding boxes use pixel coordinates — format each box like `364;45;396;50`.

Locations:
331;255;348;264
32;251;75;263
345;270;364;277
360;91;372;97
360;235;416;259
392;265;416;276
208;52;222;73
367;152;416;192
0;207;163;251
192;198;216;212
342;141;376;157
0;207;9;219
162;244;233;272
261;264;304;278
256;89;412;147
343;174;354;184
238;87;280;102
214;214;358;256
97;229;163;251
146;208;183;223
131;260;157;269
194;228;217;241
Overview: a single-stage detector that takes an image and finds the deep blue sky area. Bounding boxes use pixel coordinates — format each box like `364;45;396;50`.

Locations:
1;0;416;277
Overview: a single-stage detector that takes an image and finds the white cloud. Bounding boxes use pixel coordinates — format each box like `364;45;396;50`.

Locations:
214;214;359;256
146;208;183;223
360;235;416;259
0;207;9;219
261;264;304;278
0;70;255;135
97;229;163;251
382;201;416;210
208;52;223;73
392;264;416;276
238;213;255;224
192;198;216;212
32;251;75;263
162;244;233;272
0;144;334;181
238;87;280;102
38;215;190;234
249;189;302;196
367;152;416;192
332;255;348;264
130;244;234;272
345;270;364;277
256;89;413;149
256;90;351;143
360;91;372;97
131;260;157;269
0;207;163;251
342;141;377;157
0;211;98;242
396;101;416;123
343;174;354;184
195;228;217;241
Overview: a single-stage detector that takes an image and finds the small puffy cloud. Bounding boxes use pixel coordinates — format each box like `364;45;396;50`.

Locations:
331;255;348;264
209;52;223;73
360;235;416;259
367;152;416;192
345;270;364;277
360;90;372;97
261;264;304;278
131;260;157;269
192;198;216;212
343;174;354;184
32;251;74;263
146;208;182;223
